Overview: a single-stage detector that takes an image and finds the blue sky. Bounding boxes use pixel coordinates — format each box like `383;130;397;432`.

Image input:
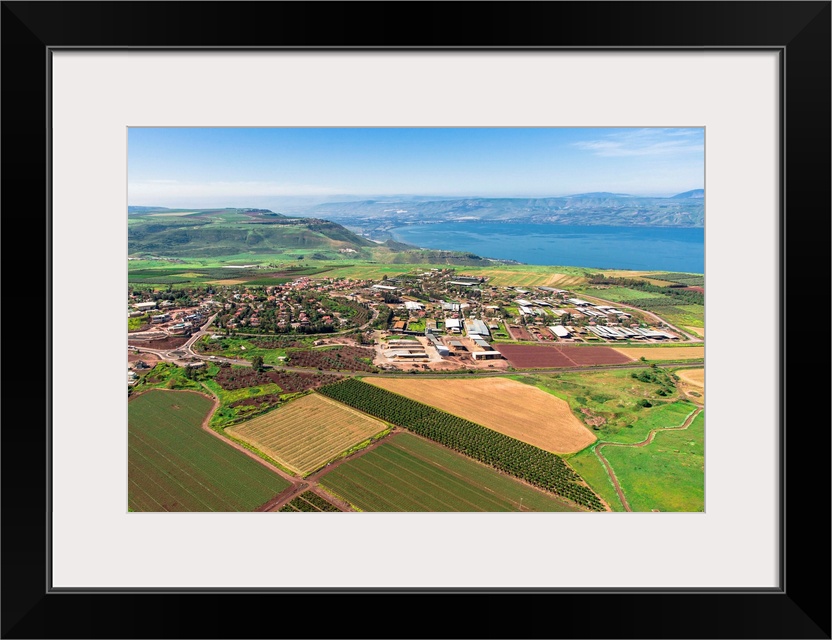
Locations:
128;127;704;207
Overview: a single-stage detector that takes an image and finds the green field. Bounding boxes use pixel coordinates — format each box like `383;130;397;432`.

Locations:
656;304;705;327
319;433;579;512
128;389;290;511
128;314;149;331
566;404;700;512
567;447;626;512
131;361;207;393
406;319;426;332
576;286;664;302
201;376;285;405
314;263;437;281
515;369;690;443
603;411;704;511
192;335;307;365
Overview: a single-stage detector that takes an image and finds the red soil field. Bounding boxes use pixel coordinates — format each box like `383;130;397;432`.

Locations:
128;336;190;350
506;324;533;341
494;344;632;368
683;286;705;293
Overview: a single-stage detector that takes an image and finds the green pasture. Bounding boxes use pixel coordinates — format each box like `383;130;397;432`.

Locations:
603;411;704;512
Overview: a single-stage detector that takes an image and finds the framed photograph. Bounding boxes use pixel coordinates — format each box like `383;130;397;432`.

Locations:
3;2;829;638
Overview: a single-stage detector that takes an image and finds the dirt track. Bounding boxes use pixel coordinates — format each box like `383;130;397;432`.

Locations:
593;407;702;512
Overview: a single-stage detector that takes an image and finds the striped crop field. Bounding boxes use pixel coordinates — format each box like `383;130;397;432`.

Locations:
129;390;290;512
226;393;389;476
319;433;580;512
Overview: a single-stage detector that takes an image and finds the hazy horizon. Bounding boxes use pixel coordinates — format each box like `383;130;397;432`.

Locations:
129;127;704;209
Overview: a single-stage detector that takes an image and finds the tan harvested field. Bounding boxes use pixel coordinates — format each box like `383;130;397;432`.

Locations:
601;270;651;278
226;393;389;476
365;377;596;454
676;368;704;386
684;326;705;338
207;278;249;285
544;273;587;288
613;346;705;361
639;277;676;287
461;268;587;288
675;368;705;403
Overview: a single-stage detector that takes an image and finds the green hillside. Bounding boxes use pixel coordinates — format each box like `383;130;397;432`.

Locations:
128;208;376;258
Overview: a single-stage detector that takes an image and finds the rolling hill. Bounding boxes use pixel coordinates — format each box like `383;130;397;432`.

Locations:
127;208;376;258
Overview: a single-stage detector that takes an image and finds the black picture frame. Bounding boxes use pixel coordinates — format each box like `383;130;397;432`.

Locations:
2;2;829;638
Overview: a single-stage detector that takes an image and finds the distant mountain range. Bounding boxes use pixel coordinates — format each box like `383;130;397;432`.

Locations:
671;189;704;199
298;191;705;235
126;191;704;260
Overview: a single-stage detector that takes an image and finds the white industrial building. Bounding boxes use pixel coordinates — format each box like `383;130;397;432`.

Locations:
471;351;503;360
464;319;490;336
548;325;571;338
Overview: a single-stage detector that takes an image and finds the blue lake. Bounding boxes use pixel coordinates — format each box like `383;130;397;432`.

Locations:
388;223;704;273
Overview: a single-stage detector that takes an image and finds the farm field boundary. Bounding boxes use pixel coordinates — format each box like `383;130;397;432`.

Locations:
317;378;605;510
364;377;595;454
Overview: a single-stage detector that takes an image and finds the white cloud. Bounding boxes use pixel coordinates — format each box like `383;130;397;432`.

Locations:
574;128;703;157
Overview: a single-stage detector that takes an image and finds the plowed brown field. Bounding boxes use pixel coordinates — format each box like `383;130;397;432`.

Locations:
365;377;596;454
494;344;632;368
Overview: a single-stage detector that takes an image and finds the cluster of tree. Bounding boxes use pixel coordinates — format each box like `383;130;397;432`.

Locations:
372;304;393;329
380;291;401;304
587;275;704;305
